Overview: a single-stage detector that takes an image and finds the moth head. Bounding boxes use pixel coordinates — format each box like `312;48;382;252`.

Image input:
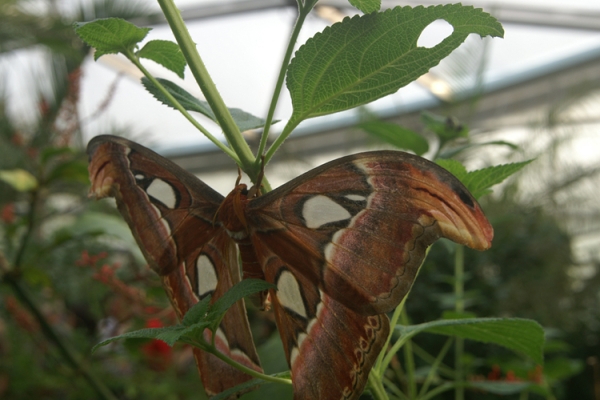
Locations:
217;184;250;235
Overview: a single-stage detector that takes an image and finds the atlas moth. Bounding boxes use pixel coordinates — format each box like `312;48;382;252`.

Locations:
87;135;492;399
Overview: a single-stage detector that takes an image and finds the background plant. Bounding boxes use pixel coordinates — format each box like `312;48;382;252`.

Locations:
0;0;598;399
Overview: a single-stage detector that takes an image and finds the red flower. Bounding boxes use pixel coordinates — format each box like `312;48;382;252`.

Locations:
487;364;501;380
5;296;39;333
76;250;108;267
1;204;15;224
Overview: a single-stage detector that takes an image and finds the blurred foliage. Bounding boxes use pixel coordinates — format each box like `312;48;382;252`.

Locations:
0;0;598;399
0;0;205;399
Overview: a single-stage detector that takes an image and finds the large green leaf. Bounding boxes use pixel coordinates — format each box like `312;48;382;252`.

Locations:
348;0;380;14
395;318;545;364
286;5;503;126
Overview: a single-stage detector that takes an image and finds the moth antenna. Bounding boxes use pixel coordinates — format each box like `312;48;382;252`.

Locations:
248;156;266;198
235;166;242;186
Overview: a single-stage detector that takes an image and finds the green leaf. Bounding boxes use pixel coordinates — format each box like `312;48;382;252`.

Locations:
462;160;534;199
177;321;212;345
287;5;503;125
142;77;211;114
436;159;533;199
182;295;212;326
421;111;468;141
40;147;75;165
438;140;518;159
208;279;276;321
0;169;38;191
359;120;428;155
141;77;272;131
395;318;545;364
137;40;186;79
74;18;151;60
348;0;380;14
441;310;477;320
467;381;533;395
436;159;467;181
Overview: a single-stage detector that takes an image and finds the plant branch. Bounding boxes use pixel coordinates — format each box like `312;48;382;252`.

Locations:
201;341;292;386
382;375;410;400
376;294;406;374
419;382;459;400
256;2;310;161
367;369;389;400
418;337;453;397
124;50;238;162
400;311;417;399
13;189;38;269
377;248;430;374
0;254;117;400
157;0;256;175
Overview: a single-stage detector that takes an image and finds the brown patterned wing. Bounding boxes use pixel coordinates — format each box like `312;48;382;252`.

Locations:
87;135;262;396
253;240;389;400
163;229;262;396
247;150;493;316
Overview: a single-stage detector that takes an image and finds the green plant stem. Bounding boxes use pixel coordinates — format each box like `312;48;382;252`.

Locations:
454;245;465;313
418;338;453;397
1;267;117;400
261;1;320;166
256;1;312;162
377;248;430;375
400;311;417;399
367;368;389;400
201;341;292;386
376;295;406;374
125;50;238;162
419;382;459;400
382;376;410;400
156;0;256;175
2;183;116;398
454;245;465;400
411;342;455;378
13;189;38;269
